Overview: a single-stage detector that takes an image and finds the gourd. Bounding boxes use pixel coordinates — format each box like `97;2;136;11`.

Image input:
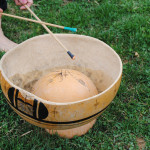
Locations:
32;69;98;138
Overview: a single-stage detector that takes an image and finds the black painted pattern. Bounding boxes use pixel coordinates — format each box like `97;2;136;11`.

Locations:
7;87;109;125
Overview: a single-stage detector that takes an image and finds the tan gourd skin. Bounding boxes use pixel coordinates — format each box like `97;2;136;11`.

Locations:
32;69;98;102
32;69;98;138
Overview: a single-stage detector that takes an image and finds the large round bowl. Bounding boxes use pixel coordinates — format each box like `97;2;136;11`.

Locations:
0;34;122;130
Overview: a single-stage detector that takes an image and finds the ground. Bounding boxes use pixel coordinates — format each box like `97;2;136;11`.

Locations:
0;0;149;149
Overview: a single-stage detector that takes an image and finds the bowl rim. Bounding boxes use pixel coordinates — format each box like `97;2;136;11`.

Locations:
0;33;123;106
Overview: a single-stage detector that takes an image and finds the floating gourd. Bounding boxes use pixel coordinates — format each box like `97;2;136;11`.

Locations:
32;69;98;138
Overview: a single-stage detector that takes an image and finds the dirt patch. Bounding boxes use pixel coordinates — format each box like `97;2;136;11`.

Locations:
136;138;145;150
63;0;73;5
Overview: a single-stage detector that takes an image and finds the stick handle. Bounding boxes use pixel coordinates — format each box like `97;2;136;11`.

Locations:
24;5;75;59
1;12;63;29
0;12;77;32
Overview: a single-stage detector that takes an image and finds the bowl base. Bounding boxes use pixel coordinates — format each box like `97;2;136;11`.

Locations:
45;119;96;139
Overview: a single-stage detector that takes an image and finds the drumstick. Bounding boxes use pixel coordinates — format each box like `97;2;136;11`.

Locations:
0;12;77;32
24;5;75;60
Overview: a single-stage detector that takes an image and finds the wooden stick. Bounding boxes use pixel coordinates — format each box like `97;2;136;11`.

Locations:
24;5;75;60
0;12;77;32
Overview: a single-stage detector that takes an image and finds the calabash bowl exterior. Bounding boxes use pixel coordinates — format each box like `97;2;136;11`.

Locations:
0;34;122;130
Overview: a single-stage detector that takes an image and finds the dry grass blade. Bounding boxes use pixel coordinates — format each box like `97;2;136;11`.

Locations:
20;130;33;137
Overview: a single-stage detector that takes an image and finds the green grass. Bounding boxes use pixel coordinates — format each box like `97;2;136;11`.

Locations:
0;0;150;149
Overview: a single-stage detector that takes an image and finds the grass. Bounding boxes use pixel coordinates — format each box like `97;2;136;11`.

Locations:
0;0;150;149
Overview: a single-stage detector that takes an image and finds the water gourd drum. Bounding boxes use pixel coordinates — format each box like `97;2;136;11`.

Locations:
0;34;122;138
